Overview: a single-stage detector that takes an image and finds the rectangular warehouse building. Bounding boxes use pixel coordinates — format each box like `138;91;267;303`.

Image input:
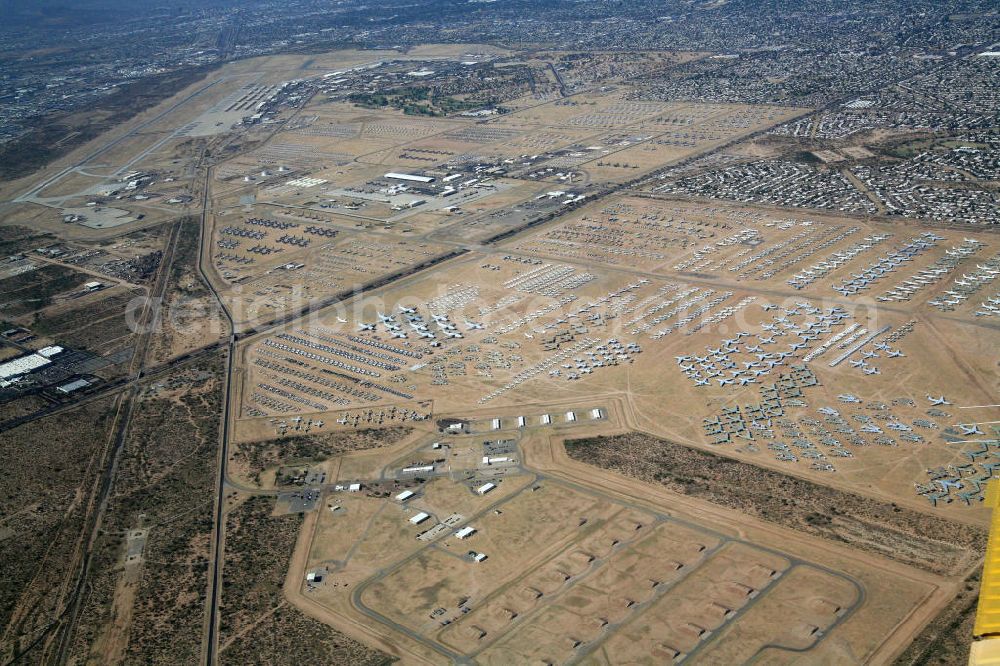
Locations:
385;172;435;183
0;353;52;380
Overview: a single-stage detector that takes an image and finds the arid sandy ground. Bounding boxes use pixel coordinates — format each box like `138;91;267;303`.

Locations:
3;43;996;665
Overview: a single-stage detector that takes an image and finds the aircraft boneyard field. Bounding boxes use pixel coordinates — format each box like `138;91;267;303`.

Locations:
233;208;999;523
175;49;1000;666
5;43;996;666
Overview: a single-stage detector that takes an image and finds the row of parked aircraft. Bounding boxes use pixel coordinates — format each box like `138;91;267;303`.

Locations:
974;296;1000;317
788;234;892;289
355;306;485;343
832;233;944;296
879;239;985;303
928;256;1000;311
677;303;851;387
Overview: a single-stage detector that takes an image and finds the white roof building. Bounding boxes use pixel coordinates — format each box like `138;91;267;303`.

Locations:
396;490;415;502
385;172;434;183
409;512;430;525
0;353;51;380
56;378;90;394
455;526;477;539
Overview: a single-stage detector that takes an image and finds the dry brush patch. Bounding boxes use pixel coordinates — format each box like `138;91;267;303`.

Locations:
0;225;54;256
30;289;144;355
220;506;397;665
893;570;980;666
117;356;223;664
218;495;393;664
65;527;133;665
0;396;117;663
68;354;225;664
231;426;412;486
220;602;393;666
564;432;986;576
219;496;302;641
0;263;90;317
0;64;217;183
0;395;50;420
148;216;225;363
